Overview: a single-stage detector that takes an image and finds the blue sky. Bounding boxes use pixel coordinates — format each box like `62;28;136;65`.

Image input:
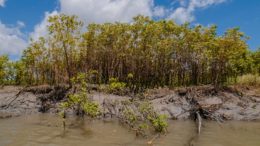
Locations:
0;0;259;59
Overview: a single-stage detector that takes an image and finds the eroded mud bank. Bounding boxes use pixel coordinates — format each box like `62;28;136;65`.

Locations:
0;85;259;121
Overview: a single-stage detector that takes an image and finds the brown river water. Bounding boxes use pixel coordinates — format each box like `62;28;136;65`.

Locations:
0;114;260;146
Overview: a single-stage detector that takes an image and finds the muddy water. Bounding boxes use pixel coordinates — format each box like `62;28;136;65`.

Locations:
0;115;260;146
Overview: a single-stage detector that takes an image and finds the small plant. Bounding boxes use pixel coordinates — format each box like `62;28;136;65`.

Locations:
82;101;100;118
138;101;168;133
60;72;101;118
150;115;168;133
119;100;168;136
127;73;134;79
138;101;156;119
108;77;127;95
122;107;137;126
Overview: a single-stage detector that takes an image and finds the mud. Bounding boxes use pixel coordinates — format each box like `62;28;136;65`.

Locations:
0;85;260;121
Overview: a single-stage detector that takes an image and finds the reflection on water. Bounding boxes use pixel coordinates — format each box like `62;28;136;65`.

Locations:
0;114;260;146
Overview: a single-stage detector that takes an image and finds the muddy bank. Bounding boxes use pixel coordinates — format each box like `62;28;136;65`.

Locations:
0;85;260;121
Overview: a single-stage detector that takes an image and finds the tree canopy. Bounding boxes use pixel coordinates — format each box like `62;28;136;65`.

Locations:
0;14;259;90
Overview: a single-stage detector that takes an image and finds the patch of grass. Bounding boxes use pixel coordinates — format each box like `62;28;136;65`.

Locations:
237;74;260;87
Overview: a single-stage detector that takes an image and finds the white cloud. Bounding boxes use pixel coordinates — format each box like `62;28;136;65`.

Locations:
0;21;27;57
0;0;5;7
59;0;154;24
168;0;226;23
30;11;58;40
153;6;166;17
168;7;194;23
189;0;226;9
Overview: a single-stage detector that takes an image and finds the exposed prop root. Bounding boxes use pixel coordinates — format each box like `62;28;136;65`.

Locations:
196;111;202;134
182;87;224;136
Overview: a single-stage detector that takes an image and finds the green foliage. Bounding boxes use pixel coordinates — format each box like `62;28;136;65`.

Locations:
0;55;9;85
127;73;134;79
138;123;149;130
60;72;101;117
138;101;156;119
0;55;26;85
4;14;259;89
122;108;137;125
82;101;100;118
138;101;168;133
60;102;70;109
150;115;168;133
108;78;127;95
120;100;168;136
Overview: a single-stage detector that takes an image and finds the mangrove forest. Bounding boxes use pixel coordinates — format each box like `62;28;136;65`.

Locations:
0;14;259;90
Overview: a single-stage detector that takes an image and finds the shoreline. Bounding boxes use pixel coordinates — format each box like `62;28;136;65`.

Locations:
0;85;260;121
